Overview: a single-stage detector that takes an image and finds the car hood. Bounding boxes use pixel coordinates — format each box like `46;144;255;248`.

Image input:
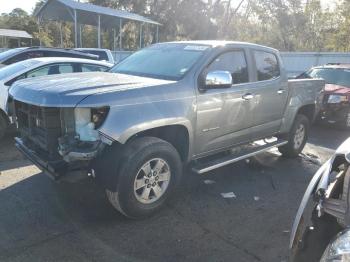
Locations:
9;72;174;107
324;84;350;95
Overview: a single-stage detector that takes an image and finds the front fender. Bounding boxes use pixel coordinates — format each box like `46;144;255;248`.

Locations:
96;98;196;160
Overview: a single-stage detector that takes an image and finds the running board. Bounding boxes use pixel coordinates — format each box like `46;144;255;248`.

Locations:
192;139;288;174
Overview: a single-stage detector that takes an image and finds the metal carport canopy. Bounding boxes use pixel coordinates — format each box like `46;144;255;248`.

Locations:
0;29;33;39
0;29;33;47
34;0;161;48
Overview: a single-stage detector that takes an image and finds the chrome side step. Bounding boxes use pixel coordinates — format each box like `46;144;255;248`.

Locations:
192;139;288;174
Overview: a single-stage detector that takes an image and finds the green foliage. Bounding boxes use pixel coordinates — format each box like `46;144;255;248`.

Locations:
0;0;349;51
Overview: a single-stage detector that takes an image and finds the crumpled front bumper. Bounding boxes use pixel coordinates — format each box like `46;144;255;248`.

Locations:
15;137;101;180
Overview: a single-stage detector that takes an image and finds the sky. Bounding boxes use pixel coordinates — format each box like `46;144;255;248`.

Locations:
0;0;341;15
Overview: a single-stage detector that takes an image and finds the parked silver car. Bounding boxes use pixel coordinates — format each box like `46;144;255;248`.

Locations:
10;41;324;218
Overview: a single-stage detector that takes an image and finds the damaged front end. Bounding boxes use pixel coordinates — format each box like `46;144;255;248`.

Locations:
290;138;350;262
13;100;112;180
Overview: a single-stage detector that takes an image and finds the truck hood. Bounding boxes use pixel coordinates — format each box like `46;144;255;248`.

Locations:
324;84;350;95
9;72;174;107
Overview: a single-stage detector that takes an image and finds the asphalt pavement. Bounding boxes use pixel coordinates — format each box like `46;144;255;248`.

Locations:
0;126;348;262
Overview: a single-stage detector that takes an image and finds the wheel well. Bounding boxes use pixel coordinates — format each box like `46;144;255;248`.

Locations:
297;104;315;123
128;125;190;162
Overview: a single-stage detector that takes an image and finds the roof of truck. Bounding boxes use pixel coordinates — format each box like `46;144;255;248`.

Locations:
163;40;279;52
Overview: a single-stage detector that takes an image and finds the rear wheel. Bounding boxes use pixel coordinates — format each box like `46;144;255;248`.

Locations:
279;114;309;157
106;137;182;219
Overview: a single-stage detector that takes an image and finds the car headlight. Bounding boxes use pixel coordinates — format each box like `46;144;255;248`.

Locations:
320;229;350;261
328;95;348;104
74;107;109;142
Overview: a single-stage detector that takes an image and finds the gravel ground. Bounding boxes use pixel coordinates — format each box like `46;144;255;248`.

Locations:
0;126;348;262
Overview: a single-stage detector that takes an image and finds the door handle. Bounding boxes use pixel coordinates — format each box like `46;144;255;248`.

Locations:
277;89;285;94
242;93;254;100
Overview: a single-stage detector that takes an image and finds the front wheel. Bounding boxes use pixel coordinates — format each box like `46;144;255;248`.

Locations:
279;114;310;157
106;137;182;219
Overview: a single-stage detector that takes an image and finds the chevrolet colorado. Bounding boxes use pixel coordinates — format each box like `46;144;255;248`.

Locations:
10;41;325;218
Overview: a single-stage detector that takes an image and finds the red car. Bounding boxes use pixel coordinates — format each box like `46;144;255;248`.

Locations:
298;64;350;129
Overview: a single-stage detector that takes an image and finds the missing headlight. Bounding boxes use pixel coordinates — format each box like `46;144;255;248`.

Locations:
91;107;109;129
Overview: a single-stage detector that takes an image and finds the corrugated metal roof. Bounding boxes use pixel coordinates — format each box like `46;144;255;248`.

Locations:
0;29;33;39
36;0;161;26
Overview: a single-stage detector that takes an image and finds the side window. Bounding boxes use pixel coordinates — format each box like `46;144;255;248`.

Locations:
81;64;108;72
254;51;280;81
26;64;74;78
58;64;74;73
206;50;249;84
26;66;50;78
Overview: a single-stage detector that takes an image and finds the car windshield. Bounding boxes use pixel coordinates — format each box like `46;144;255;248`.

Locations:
0;48;25;62
110;44;209;80
0;59;39;80
306;68;350;88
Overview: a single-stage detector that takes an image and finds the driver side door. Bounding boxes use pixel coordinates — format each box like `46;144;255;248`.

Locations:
194;49;255;156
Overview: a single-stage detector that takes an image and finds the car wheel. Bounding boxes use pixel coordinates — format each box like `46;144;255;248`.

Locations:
0;113;8;140
279;114;309;157
106;137;182;219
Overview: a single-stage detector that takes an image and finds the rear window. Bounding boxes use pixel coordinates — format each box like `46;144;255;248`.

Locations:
4;51;44;65
0;60;39;80
254;51;280;81
0;48;25;62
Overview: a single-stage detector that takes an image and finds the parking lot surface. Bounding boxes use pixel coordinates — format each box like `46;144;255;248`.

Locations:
0;126;348;262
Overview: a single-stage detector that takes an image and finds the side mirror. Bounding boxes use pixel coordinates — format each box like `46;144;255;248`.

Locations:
205;70;232;89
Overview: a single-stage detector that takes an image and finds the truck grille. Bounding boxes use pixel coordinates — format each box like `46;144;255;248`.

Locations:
15;100;62;157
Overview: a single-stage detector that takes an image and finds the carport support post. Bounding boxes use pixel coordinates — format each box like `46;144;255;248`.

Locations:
156;25;159;43
97;14;101;48
139;23;143;49
37;17;41;47
113;29;116;51
59;22;63;48
74;9;78;48
119;19;122;50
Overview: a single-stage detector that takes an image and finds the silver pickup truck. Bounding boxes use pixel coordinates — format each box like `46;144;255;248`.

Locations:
10;41;324;218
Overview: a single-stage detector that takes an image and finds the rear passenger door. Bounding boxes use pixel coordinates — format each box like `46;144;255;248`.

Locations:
250;50;288;138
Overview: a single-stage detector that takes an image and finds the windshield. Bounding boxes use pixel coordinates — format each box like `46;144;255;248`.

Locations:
307;68;350;88
0;48;26;62
0;59;39;80
110;44;209;80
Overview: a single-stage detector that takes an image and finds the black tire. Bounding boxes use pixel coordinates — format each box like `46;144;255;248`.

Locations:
0;113;8;140
278;114;310;157
106;137;182;219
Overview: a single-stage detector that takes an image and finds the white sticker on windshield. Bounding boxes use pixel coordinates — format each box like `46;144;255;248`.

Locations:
184;45;209;51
